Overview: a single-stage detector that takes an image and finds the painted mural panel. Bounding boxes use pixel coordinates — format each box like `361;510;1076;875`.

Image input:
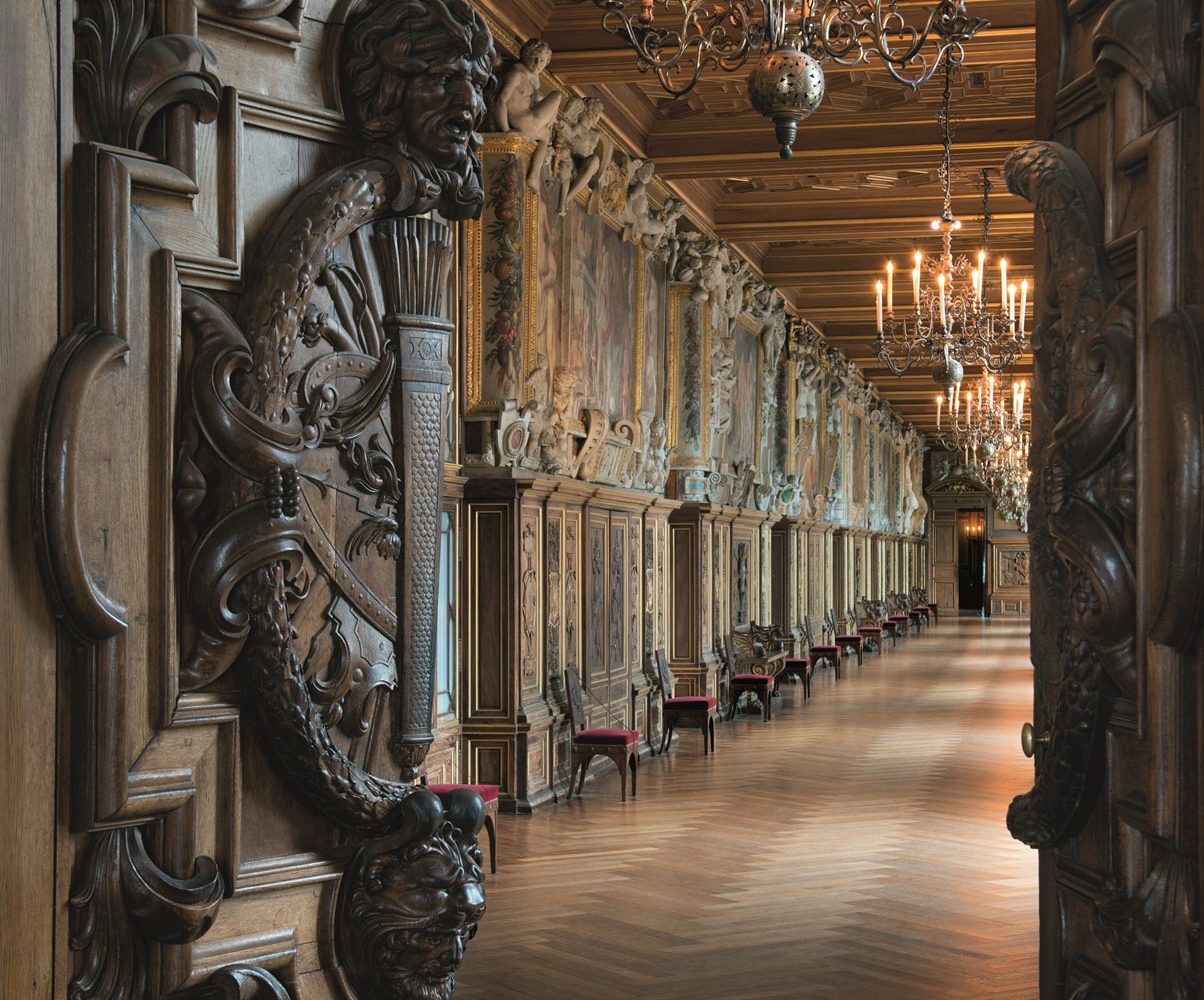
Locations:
718;325;759;466
642;255;667;418
481;152;526;403
536;172;565;379
567;205;637;420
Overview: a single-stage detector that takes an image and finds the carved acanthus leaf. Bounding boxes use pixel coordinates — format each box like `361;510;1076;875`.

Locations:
1093;0;1201;119
69;826;224;1000
75;0;221;151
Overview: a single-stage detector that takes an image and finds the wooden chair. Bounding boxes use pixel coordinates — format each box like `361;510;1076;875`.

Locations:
827;608;864;667
864;597;901;646
803;616;841;680
723;633;779;721
564;669;639;802
883;595;911;638
654;649;717;754
910;587;936;625
424;781;499;874
850;605;884;655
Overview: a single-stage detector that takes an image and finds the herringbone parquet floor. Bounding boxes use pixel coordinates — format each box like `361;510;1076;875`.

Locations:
456;617;1038;1000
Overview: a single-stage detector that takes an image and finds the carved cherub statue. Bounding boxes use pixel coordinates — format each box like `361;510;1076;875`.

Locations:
619;158;656;241
554;97;607;216
539;366;580;474
641;197;687;256
493;39;561;189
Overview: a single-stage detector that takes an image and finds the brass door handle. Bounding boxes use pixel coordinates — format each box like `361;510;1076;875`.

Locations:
1020;722;1050;758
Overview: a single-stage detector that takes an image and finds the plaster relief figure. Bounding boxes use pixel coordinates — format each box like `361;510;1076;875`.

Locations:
539;366;581;475
493;39;561;189
554;97;607;216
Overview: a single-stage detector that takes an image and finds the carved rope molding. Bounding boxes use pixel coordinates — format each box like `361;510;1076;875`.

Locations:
1003;140;1136;851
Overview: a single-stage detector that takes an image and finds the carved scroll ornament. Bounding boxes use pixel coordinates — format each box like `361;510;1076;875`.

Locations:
68;827;223;1000
1003;140;1137;851
173;2;495;997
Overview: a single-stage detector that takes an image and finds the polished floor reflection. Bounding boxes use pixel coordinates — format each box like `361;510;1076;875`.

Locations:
456;617;1039;1000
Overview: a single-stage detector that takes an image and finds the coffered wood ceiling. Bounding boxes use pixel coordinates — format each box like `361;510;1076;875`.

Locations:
481;0;1037;432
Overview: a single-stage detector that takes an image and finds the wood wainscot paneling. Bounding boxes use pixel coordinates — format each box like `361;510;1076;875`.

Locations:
464;471;675;808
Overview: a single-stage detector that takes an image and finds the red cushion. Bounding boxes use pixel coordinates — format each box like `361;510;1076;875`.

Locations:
426;783;500;803
836;634;861;642
784;656;809;668
575;727;638;746
666;695;718;709
888;615;909;622
858;626;883;634
810;644;839;654
732;673;774;684
914;605;931;612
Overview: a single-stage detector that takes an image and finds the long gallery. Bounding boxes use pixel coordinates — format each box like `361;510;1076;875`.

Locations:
1;2;1200;999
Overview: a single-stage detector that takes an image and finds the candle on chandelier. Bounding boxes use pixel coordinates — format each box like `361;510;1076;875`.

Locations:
938;273;947;328
936;393;943;430
886;261;894;315
978;249;986;281
971;268;981;305
954;388;960;417
913;251;922;305
1009;282;1018;325
1020;279;1029;334
1000;258;1009;311
875;281;884;333
988;375;994;411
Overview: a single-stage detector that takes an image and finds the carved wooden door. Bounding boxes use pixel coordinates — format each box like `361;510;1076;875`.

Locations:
1008;4;1202;996
31;2;496;997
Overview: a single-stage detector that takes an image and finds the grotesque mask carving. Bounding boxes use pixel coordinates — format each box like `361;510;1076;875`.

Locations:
338;788;487;1000
340;0;495;217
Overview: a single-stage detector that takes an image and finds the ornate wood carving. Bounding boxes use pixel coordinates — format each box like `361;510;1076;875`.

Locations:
1004;140;1137;851
68;827;223;1000
565;518;579;677
165;966;291;1000
521;519;539;688
74;0;221;151
547;519;562;683
1091;849;1199;1000
1092;0;1200;119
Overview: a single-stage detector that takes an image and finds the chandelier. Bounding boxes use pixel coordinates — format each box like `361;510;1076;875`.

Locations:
936;373;1031;528
873;57;1030;390
587;0;988;157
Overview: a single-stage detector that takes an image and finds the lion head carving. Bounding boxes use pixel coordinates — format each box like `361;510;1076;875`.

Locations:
337;787;487;1000
341;0;495;218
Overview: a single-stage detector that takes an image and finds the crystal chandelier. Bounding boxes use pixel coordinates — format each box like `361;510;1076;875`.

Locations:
587;0;988;157
936;373;1031;528
873;57;1031;391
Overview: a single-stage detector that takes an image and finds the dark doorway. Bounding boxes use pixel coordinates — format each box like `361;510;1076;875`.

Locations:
957;509;986;613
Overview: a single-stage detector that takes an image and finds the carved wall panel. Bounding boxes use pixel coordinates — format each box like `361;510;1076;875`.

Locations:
1011;3;1202;996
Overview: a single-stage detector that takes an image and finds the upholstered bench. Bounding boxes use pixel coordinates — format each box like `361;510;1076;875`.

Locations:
730;671;776;721
781;656;812;699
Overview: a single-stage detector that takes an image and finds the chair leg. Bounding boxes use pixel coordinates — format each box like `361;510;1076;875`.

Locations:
484;813;497;875
630;751;637;798
617;750;627;802
700;717;708;755
709;715;716;753
660;719;673;754
857;647;864;667
576;758;588;796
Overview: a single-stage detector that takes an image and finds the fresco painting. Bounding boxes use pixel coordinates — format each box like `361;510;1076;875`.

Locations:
568;205;637;420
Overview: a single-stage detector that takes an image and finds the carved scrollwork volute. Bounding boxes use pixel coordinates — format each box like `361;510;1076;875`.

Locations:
74;0;222;152
1093;0;1201;120
171;3;496;997
1004;140;1137;850
68;826;224;1000
1091;850;1200;999
165;965;291;1000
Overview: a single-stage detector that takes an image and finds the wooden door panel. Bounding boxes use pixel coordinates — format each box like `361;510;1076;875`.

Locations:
34;3;497;996
1014;5;1203;997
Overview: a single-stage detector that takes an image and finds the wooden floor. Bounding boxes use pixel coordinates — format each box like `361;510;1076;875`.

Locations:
456;617;1039;1000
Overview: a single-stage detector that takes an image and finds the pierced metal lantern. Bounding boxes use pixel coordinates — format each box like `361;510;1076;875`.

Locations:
747;47;826;159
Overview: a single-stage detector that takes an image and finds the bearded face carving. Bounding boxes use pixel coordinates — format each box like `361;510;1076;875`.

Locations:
340;0;495;218
338;789;487;1000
